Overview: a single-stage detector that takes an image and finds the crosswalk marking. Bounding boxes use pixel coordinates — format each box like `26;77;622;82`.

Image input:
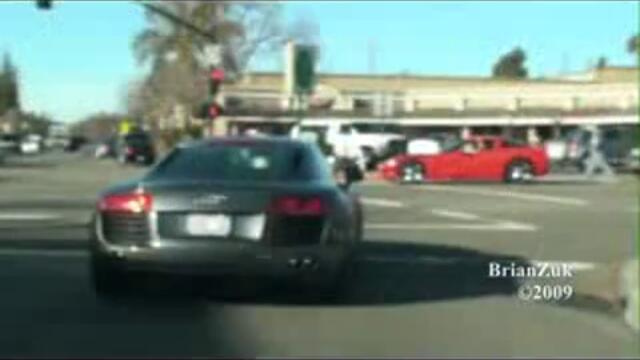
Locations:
365;221;537;232
0;213;61;221
361;197;405;208
431;209;480;221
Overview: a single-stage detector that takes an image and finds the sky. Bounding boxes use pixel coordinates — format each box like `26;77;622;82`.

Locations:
0;0;637;123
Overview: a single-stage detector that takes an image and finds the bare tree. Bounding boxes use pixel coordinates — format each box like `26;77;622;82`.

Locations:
133;1;284;76
223;3;285;74
130;1;286;135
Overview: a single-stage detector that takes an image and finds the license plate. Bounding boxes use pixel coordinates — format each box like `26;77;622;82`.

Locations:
185;214;231;236
137;155;145;161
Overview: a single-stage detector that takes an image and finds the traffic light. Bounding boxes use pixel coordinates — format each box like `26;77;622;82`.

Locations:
204;68;224;122
294;45;317;94
36;0;52;10
198;102;223;120
208;103;223;119
209;68;224;97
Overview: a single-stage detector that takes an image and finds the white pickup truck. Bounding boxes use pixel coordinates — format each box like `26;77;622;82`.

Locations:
290;120;405;171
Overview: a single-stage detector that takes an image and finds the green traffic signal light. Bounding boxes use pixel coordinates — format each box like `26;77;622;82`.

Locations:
294;46;316;94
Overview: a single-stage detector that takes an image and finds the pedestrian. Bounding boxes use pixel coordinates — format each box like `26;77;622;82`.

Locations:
582;126;615;178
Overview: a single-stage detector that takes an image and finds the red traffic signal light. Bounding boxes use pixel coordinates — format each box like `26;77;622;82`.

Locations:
210;68;225;81
208;68;224;96
208;103;223;119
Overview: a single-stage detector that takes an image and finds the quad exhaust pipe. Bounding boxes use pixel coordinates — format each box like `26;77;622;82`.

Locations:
288;256;318;271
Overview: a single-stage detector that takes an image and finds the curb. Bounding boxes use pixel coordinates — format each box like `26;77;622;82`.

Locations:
620;259;639;332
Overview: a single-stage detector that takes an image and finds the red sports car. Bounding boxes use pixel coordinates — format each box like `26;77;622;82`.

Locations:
378;136;550;183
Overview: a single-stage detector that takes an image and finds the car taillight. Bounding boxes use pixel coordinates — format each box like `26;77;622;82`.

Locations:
98;192;153;213
268;196;326;216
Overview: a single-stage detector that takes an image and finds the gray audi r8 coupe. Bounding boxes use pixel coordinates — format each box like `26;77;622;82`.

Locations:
89;137;364;300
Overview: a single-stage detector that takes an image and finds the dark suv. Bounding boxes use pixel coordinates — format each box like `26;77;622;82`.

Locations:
117;132;155;165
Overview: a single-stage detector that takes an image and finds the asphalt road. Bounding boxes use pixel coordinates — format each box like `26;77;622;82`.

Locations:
0;150;638;357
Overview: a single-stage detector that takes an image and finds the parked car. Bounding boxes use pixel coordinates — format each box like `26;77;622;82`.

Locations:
0;139;12;164
115;131;155;165
89;137;363;300
290;120;406;171
20;134;43;155
545;125;638;171
95;136;118;159
0;133;21;155
378;135;550;183
625;147;640;173
64;135;88;152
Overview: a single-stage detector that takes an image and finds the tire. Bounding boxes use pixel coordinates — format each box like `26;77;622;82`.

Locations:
90;255;129;299
400;161;425;184
504;160;534;183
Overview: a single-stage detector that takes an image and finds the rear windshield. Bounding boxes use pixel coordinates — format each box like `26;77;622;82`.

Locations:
148;143;332;183
125;133;151;146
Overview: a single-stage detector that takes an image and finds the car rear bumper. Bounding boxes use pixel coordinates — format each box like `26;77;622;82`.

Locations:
125;153;153;162
91;239;350;279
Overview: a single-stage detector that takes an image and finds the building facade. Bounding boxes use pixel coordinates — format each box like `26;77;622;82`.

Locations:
216;66;638;140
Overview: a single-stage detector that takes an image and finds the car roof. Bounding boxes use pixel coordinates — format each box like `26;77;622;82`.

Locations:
178;136;309;149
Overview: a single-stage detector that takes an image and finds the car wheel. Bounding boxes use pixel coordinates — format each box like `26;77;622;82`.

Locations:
90;255;129;299
505;160;534;183
400;161;425;184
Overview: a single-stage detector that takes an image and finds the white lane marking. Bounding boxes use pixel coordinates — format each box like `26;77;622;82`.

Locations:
431;209;480;221
0;249;87;258
0;213;61;221
361;197;405;208
363;256;597;271
365;221;537;232
421;186;588;207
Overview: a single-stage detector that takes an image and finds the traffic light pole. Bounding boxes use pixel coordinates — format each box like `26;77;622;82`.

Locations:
134;1;219;43
134;1;224;137
294;91;307;127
